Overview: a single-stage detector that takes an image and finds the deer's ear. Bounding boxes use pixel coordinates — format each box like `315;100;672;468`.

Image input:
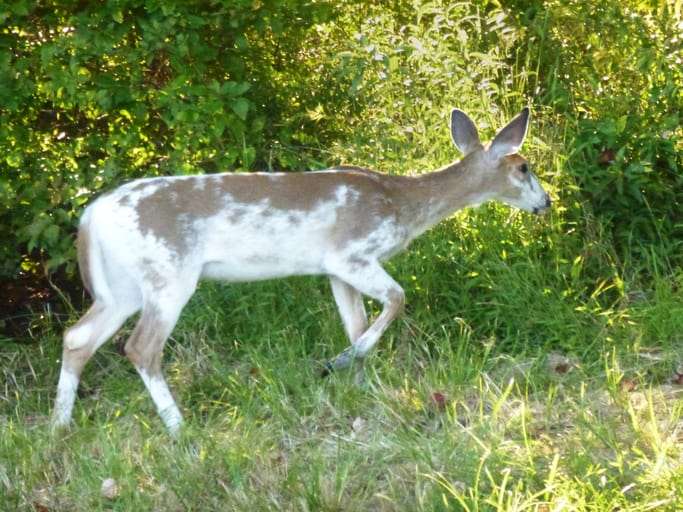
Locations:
450;109;481;156
490;108;530;158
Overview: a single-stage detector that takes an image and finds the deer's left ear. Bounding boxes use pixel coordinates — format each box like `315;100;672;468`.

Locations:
490;107;530;158
450;109;482;156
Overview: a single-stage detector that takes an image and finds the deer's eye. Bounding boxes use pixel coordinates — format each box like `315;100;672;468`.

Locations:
520;163;529;174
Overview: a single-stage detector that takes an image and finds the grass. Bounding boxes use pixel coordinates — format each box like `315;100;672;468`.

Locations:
1;225;682;510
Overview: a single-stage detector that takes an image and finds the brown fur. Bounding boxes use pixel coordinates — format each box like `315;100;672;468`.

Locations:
132;170;403;255
76;224;93;297
123;304;167;373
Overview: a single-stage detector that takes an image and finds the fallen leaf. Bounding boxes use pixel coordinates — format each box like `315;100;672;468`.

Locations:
430;392;447;411
671;363;683;385
598;148;616;165
32;487;52;511
620;378;637;392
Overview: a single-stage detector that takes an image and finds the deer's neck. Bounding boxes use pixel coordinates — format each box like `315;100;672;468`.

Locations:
398;157;490;238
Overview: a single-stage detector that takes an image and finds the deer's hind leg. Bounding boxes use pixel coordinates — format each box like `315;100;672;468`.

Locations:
53;299;139;429
123;281;197;435
330;276;368;343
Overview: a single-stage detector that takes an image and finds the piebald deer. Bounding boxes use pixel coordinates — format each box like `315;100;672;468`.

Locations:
53;108;550;434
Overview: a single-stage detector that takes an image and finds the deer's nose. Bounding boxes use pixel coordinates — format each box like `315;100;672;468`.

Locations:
545;196;552;208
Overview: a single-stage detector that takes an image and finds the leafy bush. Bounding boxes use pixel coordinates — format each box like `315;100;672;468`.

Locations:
0;0;339;276
510;0;683;265
0;0;680;279
313;1;531;166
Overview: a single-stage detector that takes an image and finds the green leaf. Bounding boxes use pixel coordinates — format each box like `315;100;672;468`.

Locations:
43;224;60;245
213;118;226;138
615;115;627;135
241;145;255;168
6;153;22;168
222;82;251;97
231;98;249;121
25;216;51;240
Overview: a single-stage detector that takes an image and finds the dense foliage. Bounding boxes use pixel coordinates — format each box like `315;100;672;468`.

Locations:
513;0;683;263
1;0;680;278
0;0;342;275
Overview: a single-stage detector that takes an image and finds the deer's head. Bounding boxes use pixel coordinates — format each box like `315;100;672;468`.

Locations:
450;108;551;214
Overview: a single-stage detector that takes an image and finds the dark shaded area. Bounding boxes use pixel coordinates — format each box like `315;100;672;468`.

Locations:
0;266;84;341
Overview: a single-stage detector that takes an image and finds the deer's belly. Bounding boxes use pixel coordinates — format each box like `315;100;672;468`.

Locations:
199;225;330;282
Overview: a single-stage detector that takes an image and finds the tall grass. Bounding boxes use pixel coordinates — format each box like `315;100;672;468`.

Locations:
2;1;682;510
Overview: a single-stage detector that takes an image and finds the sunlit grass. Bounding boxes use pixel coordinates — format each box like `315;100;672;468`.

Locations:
2;234;682;510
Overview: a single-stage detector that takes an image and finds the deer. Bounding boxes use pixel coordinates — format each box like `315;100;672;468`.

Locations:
52;107;551;435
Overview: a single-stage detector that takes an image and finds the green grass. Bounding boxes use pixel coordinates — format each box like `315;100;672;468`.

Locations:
2;230;682;510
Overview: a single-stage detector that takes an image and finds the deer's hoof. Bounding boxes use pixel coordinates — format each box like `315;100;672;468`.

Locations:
320;361;334;378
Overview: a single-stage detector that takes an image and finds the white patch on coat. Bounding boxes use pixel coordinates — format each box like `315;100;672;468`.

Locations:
85;190;183;299
199;186;360;282
339;217;408;265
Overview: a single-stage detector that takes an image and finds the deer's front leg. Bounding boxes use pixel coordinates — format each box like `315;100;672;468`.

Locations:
324;261;404;375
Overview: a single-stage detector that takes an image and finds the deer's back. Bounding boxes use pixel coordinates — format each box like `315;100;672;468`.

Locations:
83;169;406;282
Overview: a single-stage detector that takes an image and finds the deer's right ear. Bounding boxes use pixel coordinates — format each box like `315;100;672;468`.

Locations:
450;109;482;156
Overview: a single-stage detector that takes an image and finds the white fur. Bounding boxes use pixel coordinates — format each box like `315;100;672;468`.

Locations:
200;198;338;280
53;367;79;427
137;368;183;434
507;173;548;212
64;322;92;350
88;179;364;288
330;277;367;342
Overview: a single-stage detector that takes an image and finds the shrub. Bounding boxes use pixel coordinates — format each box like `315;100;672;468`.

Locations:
510;0;683;266
0;0;338;276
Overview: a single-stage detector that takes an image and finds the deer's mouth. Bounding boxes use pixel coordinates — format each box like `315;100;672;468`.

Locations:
532;195;552;215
